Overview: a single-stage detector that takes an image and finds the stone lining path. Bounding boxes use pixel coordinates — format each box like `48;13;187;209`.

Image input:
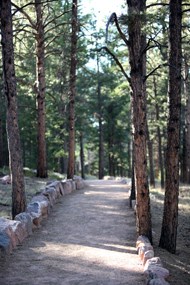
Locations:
0;180;144;285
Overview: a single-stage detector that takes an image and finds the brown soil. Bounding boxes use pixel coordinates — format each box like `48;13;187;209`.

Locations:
150;185;190;285
0;178;190;284
0;179;144;285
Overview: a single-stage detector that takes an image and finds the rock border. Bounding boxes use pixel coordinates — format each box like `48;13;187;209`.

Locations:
136;236;170;285
130;196;170;285
0;176;86;259
0;178;171;285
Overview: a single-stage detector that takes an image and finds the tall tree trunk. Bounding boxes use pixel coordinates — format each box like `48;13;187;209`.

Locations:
0;118;3;168
128;141;132;177
147;123;155;188
108;129;115;177
129;142;136;208
157;126;165;189
127;0;152;242
67;0;78;179
96;49;104;180
153;76;165;188
0;0;26;219
182;55;190;183
80;132;85;179
98;82;104;179
159;0;182;253
35;0;47;178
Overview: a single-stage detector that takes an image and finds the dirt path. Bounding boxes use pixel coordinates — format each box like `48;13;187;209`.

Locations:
0;180;144;285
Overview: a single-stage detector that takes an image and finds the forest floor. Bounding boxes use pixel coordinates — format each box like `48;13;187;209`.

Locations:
0;179;144;285
150;184;190;285
0;176;190;284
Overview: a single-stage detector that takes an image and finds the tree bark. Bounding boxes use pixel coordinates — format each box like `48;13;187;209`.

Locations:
153;76;165;188
182;55;190;183
0;118;3;168
35;0;48;178
67;0;78;179
0;0;26;219
108;129;114;177
80;132;85;179
127;0;152;242
159;0;182;253
129;142;136;208
147;123;155;188
98;82;104;179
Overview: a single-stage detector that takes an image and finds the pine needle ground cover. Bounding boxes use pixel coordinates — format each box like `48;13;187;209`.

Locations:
150;186;190;285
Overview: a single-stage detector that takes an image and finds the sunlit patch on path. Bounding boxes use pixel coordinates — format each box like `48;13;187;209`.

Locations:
0;179;144;285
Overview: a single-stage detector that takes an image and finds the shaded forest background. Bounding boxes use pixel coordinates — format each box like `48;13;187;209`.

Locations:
0;0;132;179
0;0;189;183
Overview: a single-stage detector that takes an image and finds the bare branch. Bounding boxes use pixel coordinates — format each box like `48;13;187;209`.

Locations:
144;63;168;82
11;2;36;29
97;46;130;83
44;10;71;29
106;12;129;46
45;32;66;49
146;3;169;9
45;22;69;35
11;0;58;14
182;9;190;13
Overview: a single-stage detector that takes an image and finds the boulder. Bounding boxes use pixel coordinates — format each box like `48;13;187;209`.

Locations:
136;235;151;248
144;257;163;269
73;176;86;190
143;249;155;265
30;195;50;218
144;265;170;280
0;232;12;257
26;202;43;227
71;180;76;191
61;180;73;194
42;187;57;207
46;181;64;197
0;175;11;184
120;178;128;184
14;212;33;236
138;244;154;260
0;218;26;255
147;277;170;285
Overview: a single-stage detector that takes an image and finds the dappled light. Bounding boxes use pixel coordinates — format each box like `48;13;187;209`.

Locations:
33;241;139;272
151;184;190;284
0;180;144;284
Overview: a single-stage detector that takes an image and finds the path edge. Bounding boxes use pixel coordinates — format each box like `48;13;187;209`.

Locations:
0;176;86;259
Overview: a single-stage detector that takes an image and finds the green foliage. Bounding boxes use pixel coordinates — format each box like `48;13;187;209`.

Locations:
2;0;187;180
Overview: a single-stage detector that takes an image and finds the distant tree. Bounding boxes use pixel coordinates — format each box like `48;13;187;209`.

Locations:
34;0;47;178
79;132;85;179
147;122;155;188
96;53;104;179
181;54;190;183
0;0;26;219
159;0;182;253
12;0;48;177
0;117;3;168
12;0;70;177
153;76;165;189
67;0;78;179
98;81;104;179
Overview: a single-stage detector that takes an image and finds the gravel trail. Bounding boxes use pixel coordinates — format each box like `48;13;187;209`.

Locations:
0;180;144;285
